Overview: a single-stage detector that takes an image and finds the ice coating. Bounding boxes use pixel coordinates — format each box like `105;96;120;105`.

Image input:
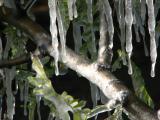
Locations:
24;80;29;116
73;22;82;53
86;0;97;59
57;6;67;62
36;96;42;120
125;0;133;75
97;5;108;66
103;0;114;50
115;0;127;65
48;0;59;75
5;68;16;120
146;0;157;77
140;0;146;25
67;0;78;20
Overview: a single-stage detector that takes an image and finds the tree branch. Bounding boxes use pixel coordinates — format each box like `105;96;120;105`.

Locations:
0;7;158;120
0;54;30;68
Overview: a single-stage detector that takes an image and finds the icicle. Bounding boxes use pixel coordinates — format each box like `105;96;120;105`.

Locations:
0;0;4;6
73;22;82;53
73;0;78;18
48;0;59;75
0;37;2;60
135;8;149;56
97;6;108;66
0;95;2;119
155;0;160;18
103;0;114;50
19;83;24;101
86;0;97;59
125;0;133;75
155;0;160;48
67;0;78;20
5;68;16;120
24;80;29;116
140;0;146;25
117;0;127;65
90;82;100;107
36;95;41;120
48;113;54;120
146;0;157;77
57;6;67;62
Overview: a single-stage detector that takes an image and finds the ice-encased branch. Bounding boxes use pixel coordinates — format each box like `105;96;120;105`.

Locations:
0;6;158;120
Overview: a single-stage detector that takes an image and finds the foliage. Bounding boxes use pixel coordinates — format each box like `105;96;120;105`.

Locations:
0;0;159;120
112;50;154;108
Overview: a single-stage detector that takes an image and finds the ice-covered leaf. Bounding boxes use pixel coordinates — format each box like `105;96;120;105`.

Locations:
87;105;113;119
131;62;154;108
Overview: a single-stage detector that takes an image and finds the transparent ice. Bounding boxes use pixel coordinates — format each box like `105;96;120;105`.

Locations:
146;0;157;77
48;0;59;75
125;0;133;74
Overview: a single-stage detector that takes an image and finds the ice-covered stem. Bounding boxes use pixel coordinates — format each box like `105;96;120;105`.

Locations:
97;7;108;66
0;6;158;120
48;0;59;76
67;0;78;20
125;0;133;75
146;0;157;77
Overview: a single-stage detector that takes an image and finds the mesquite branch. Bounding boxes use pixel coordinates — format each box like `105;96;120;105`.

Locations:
0;7;158;120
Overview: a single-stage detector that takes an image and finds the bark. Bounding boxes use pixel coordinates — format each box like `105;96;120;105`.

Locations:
0;7;158;120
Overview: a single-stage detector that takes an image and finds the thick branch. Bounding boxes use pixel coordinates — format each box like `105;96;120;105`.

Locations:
0;7;158;120
0;54;30;68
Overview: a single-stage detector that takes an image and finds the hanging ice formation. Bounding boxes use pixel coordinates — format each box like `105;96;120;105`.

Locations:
133;1;149;56
0;37;2;60
155;0;160;18
67;0;78;20
97;0;114;68
103;0;114;51
146;0;157;77
115;0;127;65
140;0;146;25
86;0;97;59
125;0;133;75
57;6;67;62
36;95;42;120
0;95;2;119
73;22;82;54
48;0;59;75
155;0;160;48
5;68;16;120
97;5;108;66
24;80;29;116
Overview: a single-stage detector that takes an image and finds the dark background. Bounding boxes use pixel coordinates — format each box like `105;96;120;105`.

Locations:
7;0;160;119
